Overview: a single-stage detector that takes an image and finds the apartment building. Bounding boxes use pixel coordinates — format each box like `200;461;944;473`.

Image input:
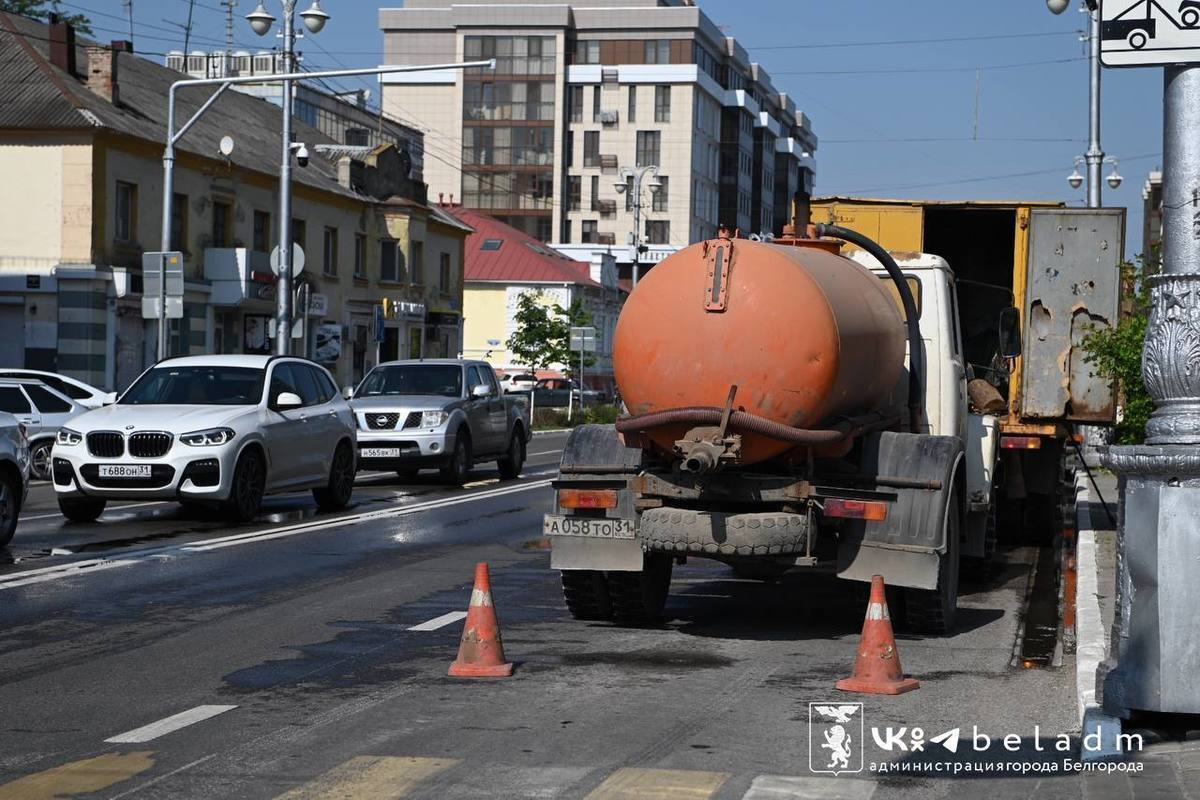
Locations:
379;0;817;276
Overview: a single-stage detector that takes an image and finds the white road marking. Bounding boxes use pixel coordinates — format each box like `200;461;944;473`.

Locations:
527;450;563;457
103;705;237;744
742;775;876;799
21;501;168;522
407;610;467;631
0;479;554;590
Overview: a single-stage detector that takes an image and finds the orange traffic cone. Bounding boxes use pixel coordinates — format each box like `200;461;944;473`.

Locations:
836;575;919;695
448;563;514;678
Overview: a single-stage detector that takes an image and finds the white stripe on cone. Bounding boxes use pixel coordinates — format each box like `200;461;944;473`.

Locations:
866;602;889;621
470;588;493;607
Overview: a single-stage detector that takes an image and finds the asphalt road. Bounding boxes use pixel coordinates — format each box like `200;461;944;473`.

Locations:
0;431;1162;799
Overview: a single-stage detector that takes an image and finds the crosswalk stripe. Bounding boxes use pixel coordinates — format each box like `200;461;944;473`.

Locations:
274;756;460;799
742;774;876;800
585;767;730;799
104;705;237;744
407;611;468;631
0;751;156;800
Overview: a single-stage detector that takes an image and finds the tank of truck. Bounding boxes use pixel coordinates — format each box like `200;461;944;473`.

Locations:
612;237;907;465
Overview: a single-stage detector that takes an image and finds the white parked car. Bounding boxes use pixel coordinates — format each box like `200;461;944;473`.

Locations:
0;370;114;409
498;372;538;394
51;355;357;523
0;411;31;547
0;379;87;481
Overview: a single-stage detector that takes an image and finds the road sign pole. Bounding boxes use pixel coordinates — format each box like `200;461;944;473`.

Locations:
1086;6;1104;208
158;252;167;358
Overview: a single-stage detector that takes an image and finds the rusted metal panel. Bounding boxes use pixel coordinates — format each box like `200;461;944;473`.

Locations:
1020;208;1125;423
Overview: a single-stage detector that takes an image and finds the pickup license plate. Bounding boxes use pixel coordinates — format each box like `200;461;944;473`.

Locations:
543;514;636;540
98;464;151;478
360;447;402;458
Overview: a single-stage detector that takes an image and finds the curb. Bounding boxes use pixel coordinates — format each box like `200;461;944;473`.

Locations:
1074;471;1106;724
532;428;572;436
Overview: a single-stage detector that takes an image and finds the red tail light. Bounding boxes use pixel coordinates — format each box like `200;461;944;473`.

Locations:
823;498;889;521
558;489;618;509
1001;436;1042;450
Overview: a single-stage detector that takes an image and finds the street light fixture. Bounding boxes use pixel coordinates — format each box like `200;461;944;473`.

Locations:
1047;0;1070;13
1068;157;1085;189
615;165;660;288
246;0;330;355
1106;158;1123;189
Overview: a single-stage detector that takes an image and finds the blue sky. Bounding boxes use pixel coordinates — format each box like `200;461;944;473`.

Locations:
63;0;1165;256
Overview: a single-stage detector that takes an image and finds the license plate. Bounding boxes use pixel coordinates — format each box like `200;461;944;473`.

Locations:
360;447;401;458
98;464;151;478
543;514;636;540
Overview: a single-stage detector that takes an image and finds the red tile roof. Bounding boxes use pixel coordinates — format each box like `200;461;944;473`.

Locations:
444;207;601;288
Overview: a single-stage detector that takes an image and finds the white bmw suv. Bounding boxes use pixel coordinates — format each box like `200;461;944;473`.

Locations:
51;355;357;522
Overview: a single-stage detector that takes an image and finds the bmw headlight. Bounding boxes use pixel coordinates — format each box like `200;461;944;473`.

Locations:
418;410;448;429
56;427;82;446
180;427;236;447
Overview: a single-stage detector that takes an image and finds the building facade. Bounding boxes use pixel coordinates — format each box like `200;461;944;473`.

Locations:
0;13;469;391
378;0;817;274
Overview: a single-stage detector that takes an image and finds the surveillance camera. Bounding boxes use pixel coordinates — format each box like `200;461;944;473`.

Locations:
294;143;309;168
1047;0;1070;14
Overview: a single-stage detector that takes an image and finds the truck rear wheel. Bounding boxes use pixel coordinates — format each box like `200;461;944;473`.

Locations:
904;488;961;635
560;570;612;620
607;553;673;626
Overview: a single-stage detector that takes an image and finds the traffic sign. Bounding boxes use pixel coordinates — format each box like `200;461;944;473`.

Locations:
570;326;597;353
374;304;386;343
141;296;184;319
269;243;306;277
141;251;184;320
1100;0;1200;67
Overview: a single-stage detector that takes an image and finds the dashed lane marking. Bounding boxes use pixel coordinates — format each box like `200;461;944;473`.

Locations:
274;756;460;800
742;775;877;800
0;752;156;800
584;767;731;799
406;610;468;631
104;705;238;744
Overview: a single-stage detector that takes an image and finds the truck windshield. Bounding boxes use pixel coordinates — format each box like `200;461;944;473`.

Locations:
358;365;463;398
120;366;266;405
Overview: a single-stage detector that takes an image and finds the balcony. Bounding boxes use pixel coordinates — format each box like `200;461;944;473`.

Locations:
598;109;619;126
597;232;617;246
592;198;617;217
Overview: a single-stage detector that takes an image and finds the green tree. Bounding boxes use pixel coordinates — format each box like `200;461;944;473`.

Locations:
1080;255;1153;444
506;292;596;377
1;1;93;34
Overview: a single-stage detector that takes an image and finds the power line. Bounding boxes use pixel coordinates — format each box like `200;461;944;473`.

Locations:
772;57;1086;76
745;29;1075;51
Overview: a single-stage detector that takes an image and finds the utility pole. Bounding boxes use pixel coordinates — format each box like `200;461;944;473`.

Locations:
222;0;236;72
1084;4;1103;207
613;165;661;288
122;0;133;43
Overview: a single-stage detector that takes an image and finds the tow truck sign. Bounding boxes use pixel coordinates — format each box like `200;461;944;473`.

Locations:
1100;0;1200;66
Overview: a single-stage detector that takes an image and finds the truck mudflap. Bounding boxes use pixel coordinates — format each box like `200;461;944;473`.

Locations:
837;431;964;591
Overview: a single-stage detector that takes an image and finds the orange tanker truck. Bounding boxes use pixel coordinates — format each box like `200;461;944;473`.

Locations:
544;204;1123;634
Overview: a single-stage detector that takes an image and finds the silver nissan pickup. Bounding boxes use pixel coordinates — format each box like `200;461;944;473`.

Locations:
348;359;531;485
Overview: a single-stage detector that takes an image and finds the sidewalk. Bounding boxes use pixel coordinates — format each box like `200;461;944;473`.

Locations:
1073;468;1200;799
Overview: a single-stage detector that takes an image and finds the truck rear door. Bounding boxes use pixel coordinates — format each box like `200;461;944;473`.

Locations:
1020;208;1125;423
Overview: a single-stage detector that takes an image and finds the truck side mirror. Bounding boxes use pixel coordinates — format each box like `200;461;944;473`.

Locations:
998;306;1022;359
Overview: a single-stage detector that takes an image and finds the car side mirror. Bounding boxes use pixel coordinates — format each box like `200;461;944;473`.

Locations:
274;391;303;410
998;306;1022;359
342;386;354;401
103;392;118;405
471;384;491;399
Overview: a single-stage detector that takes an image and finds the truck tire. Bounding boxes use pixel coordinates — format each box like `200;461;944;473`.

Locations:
964;490;998;578
440;430;471;486
640;508;811;556
497;430;525;479
904;488;961;635
606;553;673;625
560;570;612;620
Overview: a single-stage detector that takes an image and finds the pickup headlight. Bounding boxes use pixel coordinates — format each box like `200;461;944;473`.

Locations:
418;410;449;429
56;427;82;446
180;427;236;447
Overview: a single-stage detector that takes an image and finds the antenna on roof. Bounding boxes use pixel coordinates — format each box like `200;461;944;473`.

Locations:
221;0;236;62
122;0;134;44
162;0;197;69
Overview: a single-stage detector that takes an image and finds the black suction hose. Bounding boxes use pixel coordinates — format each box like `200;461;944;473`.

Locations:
815;223;924;433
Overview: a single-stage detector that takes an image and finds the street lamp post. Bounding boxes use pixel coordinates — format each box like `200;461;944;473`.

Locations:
246;1;329;356
613;165;662;288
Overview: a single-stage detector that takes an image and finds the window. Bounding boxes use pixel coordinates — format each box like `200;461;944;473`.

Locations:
439;252;451;291
322;226;338;276
480;238;503;251
289;363;323;406
120;366;266;406
253;210;270;252
567;176;582;211
380;239;399;281
636;131;661;167
354;234;367;278
170;193;187;252
292;218;306;248
582;220;598;244
25;385;72;413
568;85;583;122
565;130;574;167
410;240;424;285
590;175;599;208
115;181;137;242
628;85;637;123
654;85;671;122
583;131;600;167
652;176;669;212
646;220;670;245
592;86;601;122
0;387;30;414
211;200;231;247
644;39;670;64
575;39;599;64
562;219;572;243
